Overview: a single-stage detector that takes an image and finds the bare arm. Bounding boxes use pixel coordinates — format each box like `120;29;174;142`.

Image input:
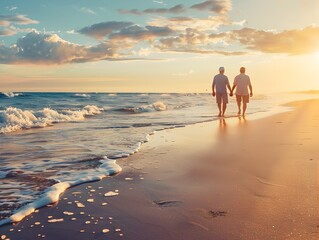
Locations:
249;84;253;97
227;83;232;96
231;84;236;94
212;82;216;96
212;77;216;96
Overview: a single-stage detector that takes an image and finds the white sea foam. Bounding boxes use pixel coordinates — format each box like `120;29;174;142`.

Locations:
0;105;103;134
0;157;121;226
110;141;142;159
48;218;64;223
74;93;90;98
143;134;150;142
0;182;71;226
133;142;142;152
1;92;22;98
131;101;167;113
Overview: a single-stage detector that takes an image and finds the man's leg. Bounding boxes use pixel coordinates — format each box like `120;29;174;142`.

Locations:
236;95;241;115
222;102;227;117
242;96;249;116
216;94;222;117
221;93;228;117
242;102;247;116
217;102;222;117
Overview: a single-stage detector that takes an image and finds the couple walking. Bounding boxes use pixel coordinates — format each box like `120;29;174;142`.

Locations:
212;67;253;117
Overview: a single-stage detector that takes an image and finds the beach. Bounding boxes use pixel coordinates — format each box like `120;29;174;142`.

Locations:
1;98;319;240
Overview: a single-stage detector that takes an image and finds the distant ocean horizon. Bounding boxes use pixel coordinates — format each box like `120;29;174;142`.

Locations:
0;91;318;225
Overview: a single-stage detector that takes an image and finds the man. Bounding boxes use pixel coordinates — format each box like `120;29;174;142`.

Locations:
212;67;232;117
231;67;253;116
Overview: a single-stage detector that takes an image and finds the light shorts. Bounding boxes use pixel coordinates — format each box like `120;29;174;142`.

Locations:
216;93;228;104
236;94;249;103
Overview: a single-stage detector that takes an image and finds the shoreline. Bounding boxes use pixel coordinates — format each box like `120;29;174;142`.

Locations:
0;99;291;227
1;99;319;239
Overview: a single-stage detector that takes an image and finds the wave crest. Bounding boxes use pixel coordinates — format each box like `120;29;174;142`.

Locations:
1;92;22;98
121;101;167;113
74;93;90;98
0;105;103;134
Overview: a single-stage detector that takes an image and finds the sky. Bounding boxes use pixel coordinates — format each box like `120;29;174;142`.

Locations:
0;0;319;93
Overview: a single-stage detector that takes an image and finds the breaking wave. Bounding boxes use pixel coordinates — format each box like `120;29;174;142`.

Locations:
1;92;23;98
117;101;167;113
74;93;91;98
0;105;103;134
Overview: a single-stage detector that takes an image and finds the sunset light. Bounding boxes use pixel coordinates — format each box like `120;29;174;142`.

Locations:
0;0;319;93
1;1;319;240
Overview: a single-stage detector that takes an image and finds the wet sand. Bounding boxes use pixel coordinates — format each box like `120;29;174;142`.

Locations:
1;99;319;240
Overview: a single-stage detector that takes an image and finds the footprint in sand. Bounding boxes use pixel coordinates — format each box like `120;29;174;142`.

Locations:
208;210;227;218
153;200;182;207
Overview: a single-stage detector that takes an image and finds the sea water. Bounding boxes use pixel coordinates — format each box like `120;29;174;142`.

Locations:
0;91;317;225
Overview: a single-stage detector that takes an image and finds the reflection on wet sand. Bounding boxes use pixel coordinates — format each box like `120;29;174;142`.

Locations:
218;118;227;137
237;115;248;129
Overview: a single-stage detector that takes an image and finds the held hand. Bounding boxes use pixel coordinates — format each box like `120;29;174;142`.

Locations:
229;92;233;97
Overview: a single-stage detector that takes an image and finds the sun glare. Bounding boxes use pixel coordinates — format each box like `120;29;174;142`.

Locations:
314;51;319;60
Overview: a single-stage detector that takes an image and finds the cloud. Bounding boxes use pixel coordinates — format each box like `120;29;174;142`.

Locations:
232;19;247;27
0;31;122;65
6;6;18;11
4;20;316;66
78;21;174;42
78;21;134;40
119;4;186;15
168;17;194;22
80;7;97;15
0;25;36;36
119;0;232;15
109;25;174;41
133;47;153;57
153;1;166;5
0;27;17;36
155;25;319;56
208;32;229;43
148;15;229;32
0;14;38;26
66;29;77;34
230;26;319;55
190;0;232;14
158;28;208;47
158;46;245;55
152;27;246;56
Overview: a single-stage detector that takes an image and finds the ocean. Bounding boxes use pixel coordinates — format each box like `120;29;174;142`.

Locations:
0;91;317;225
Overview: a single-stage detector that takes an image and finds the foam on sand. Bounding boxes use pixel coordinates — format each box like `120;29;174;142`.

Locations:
0;157;122;226
0;105;103;134
0;182;71;225
104;191;119;197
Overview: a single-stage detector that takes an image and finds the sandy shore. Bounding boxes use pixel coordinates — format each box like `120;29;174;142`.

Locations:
1;99;319;240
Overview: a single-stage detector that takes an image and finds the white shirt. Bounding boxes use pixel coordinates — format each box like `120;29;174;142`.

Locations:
234;73;251;96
